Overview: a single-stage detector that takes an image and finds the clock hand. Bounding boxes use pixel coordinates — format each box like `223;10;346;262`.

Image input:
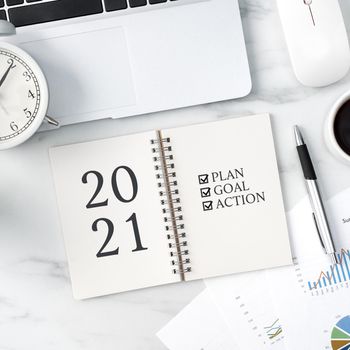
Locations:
0;60;14;88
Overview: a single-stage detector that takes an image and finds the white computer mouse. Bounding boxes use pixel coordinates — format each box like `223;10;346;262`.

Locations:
276;0;350;87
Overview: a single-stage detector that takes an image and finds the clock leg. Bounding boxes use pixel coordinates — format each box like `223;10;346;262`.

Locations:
0;20;16;36
44;115;59;127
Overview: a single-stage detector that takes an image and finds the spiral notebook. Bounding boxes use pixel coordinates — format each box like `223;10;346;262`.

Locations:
50;114;292;299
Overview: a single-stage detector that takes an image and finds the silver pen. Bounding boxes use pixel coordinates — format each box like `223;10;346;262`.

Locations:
294;126;339;265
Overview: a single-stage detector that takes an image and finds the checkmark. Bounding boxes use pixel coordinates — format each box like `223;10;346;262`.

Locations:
202;201;213;211
198;174;209;185
200;187;211;198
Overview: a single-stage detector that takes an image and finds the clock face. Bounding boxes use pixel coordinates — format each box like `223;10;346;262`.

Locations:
0;44;48;149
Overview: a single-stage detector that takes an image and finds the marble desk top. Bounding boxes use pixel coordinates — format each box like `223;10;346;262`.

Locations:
1;0;350;349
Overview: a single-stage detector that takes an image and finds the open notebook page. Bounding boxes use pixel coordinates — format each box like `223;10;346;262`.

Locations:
163;114;292;281
50;131;178;299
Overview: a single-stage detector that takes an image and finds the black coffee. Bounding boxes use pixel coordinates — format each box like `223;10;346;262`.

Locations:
334;99;350;156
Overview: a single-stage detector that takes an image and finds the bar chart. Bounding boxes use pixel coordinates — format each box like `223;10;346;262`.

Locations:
307;250;350;291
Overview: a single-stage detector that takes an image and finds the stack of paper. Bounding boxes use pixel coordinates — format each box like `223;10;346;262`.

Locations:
158;188;350;350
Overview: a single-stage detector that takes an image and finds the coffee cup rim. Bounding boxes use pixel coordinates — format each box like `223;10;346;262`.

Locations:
326;91;350;163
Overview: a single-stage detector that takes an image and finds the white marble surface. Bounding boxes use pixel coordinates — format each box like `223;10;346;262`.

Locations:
1;1;350;349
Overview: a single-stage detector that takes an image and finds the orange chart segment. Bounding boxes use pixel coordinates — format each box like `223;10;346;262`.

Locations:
331;340;350;350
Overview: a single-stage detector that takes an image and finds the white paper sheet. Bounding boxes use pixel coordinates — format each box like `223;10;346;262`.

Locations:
267;188;350;350
159;188;350;350
205;270;285;350
157;290;239;350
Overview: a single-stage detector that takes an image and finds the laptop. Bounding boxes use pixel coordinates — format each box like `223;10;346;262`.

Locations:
1;0;251;127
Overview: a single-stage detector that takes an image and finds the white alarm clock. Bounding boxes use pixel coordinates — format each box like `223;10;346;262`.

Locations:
0;21;58;150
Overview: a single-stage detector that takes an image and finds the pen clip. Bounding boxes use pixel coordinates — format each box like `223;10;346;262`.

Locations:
312;213;325;252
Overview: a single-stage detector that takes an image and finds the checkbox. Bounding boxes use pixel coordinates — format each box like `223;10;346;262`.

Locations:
202;201;213;211
198;174;209;185
200;187;211;198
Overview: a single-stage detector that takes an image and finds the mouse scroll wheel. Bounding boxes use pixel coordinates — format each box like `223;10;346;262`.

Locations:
303;0;312;5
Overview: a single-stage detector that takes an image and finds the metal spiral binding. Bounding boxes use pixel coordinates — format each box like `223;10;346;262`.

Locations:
151;130;191;281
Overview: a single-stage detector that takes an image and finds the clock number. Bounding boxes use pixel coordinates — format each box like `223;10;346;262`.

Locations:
10;122;18;131
23;71;31;82
93;214;147;258
23;108;32;118
82;171;109;208
93;218;119;258
7;59;16;69
28;90;35;99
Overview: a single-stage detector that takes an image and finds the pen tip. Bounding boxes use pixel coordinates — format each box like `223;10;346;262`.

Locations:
294;125;304;146
330;253;340;265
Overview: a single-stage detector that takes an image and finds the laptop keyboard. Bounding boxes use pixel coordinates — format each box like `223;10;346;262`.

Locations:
0;0;176;27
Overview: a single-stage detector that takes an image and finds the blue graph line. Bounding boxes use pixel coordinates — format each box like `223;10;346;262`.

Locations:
335;264;341;283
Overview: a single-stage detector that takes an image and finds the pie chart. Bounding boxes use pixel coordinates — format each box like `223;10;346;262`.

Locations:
331;316;350;350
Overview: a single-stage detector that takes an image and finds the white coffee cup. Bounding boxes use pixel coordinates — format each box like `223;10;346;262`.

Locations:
324;91;350;164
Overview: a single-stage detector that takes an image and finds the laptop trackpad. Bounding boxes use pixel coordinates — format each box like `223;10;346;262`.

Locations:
21;27;136;123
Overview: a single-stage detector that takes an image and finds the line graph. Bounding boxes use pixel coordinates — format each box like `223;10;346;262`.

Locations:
264;319;282;339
